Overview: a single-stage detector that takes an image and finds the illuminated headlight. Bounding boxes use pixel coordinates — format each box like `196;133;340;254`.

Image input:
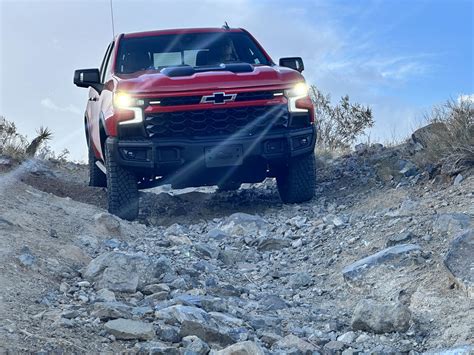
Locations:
113;92;145;108
114;93;145;125
285;82;309;98
285;82;309;113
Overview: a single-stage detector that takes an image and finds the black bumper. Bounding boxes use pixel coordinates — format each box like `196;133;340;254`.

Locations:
106;125;316;177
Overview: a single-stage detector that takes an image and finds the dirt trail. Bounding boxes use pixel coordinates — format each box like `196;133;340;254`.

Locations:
0;152;472;353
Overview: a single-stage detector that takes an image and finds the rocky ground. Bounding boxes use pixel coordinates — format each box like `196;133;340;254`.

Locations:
0;140;472;354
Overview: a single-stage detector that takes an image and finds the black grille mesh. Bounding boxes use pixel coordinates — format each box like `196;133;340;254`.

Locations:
145;104;288;138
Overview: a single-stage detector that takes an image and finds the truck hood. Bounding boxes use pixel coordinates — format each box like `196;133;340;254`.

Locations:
114;65;304;94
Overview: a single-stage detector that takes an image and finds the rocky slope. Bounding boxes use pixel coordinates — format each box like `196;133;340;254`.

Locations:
0;141;472;354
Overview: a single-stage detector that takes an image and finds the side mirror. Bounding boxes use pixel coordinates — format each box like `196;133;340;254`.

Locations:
73;68;103;93
279;57;304;73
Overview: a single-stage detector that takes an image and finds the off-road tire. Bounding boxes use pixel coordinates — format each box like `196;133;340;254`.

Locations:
276;153;316;203
88;141;107;187
218;181;241;191
105;145;139;220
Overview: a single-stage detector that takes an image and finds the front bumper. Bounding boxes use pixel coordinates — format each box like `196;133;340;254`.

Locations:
106;125;315;187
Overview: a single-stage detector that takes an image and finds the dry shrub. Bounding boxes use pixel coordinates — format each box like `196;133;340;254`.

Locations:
310;85;374;152
0;116;54;160
420;99;473;174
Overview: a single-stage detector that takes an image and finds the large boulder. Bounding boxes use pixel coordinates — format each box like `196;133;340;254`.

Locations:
411;122;448;149
83;252;170;293
444;229;473;298
351;299;411;333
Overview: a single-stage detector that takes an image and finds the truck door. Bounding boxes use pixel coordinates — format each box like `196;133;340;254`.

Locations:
88;42;113;160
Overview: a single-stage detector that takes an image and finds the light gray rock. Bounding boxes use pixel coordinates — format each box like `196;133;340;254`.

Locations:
355;143;368;155
259;294;288;311
351;299;411;333
155;324;180;343
443;229;473;298
355;333;372;343
207;229;229;240
257;237;290;251
272;334;318;354
83;252;169;293
453;174;464;185
386;232;416;247
218;249;240;265
94;212;121;235
215;341;265;355
259;332;282;346
195;243;219;259
209;312;244;327
423;344;474;355
325;340;345;351
433;213;471;237
179;320;234;347
182;335;210;355
18;246;36;267
342;244;421;282
144;291;169;304
155;305;209;325
92;302;133;320
104;318;155;340
142;283;170;295
134;340;179;354
289;272;312;289
219;213;268;237
337;331;356;344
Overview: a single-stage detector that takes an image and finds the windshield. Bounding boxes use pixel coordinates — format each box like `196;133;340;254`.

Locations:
115;32;271;74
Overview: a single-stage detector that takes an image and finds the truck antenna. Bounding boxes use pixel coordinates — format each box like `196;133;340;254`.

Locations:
110;0;116;38
222;22;230;30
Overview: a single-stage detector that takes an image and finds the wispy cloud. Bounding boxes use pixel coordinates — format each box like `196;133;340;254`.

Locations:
40;98;81;115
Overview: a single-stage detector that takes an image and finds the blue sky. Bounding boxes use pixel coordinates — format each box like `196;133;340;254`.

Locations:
0;0;472;160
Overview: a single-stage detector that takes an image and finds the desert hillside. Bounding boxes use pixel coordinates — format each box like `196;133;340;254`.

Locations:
0;123;472;353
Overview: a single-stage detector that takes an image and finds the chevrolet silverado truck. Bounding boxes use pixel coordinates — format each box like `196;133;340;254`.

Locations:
74;27;316;220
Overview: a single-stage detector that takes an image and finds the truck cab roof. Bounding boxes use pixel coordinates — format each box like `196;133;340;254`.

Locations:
122;27;244;39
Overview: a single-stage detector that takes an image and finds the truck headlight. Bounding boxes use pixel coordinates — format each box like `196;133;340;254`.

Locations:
114;92;145;108
114;93;145;125
285;82;309;98
285;82;310;113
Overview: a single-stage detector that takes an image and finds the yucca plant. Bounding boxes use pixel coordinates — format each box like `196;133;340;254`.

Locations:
25;126;53;157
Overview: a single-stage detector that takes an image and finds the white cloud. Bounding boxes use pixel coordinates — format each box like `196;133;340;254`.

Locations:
40;98;81;115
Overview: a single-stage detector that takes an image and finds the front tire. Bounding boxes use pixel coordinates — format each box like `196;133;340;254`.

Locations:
105;145;139;220
276;153;316;203
88;140;107;187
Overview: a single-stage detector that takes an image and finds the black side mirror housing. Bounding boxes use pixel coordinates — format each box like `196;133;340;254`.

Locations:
73;68;103;93
279;57;304;73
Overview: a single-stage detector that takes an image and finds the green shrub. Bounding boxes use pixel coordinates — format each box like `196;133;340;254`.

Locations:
310;85;374;152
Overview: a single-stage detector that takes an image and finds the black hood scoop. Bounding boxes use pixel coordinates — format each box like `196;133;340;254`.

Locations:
160;63;254;77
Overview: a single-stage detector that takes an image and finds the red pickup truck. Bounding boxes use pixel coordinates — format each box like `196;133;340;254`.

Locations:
74;26;316;220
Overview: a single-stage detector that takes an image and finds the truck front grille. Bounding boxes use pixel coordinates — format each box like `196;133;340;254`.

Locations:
154;90;279;107
145;104;289;138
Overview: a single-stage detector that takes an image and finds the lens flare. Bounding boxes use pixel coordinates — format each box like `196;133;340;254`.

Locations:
114;93;133;108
